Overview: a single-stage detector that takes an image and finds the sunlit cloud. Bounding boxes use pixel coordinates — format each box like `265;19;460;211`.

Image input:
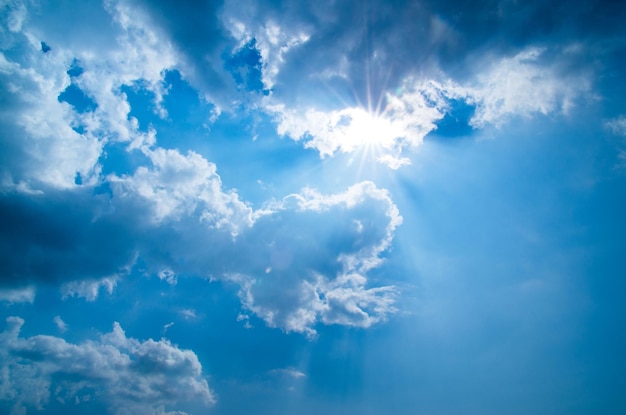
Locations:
0;0;623;414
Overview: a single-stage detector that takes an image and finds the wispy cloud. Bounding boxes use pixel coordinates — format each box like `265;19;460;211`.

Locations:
53;315;68;333
61;277;118;302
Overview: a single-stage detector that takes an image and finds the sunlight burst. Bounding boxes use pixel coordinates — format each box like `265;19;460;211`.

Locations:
342;107;400;151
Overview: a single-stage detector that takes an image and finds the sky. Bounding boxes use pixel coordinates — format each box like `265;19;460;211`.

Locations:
0;0;625;414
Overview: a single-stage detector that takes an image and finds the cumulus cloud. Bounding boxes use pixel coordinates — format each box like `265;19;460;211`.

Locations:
0;0;179;190
0;0;591;339
266;45;592;166
14;0;593;341
109;147;253;233
269;79;451;166
215;1;597;168
0;45;103;189
222;181;401;336
0;317;215;415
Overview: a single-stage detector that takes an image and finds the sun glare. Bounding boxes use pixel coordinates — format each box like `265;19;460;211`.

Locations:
342;107;399;152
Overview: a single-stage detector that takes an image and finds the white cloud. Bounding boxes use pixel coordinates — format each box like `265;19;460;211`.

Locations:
269;367;306;379
0;0;180;190
376;154;412;169
221;1;310;91
0;286;35;304
0;317;215;414
109;147;253;233
270;80;448;162
52;315;67;333
606;116;626;136
5;1;27;33
0;45;104;189
606;115;626;167
61;276;118;302
162;322;175;333
158;268;177;285
236;272;397;338
226;181;402;337
0;1;405;339
454;47;591;128
265;46;591;166
180;309;198;320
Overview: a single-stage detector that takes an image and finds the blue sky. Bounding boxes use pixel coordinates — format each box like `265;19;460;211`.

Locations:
1;0;625;414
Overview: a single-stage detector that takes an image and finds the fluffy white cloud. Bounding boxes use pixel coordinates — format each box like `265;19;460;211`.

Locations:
270;80;448;167
0;45;103;189
0;0;182;191
0;1;405;339
109;147;254;233
266;46;591;167
0;317;215;415
226;181;401;337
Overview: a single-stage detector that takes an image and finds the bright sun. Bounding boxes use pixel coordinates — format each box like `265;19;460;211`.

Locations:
341;107;400;152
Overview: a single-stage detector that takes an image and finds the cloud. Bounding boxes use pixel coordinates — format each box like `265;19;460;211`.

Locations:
223;181;402;336
3;1;27;33
606;116;626;136
162;322;175;333
0;0;400;338
220;2;311;92
376;154;412;169
0;0;179;190
269;79;447;160
0;139;403;336
0;286;35;304
53;315;68;333
142;0;239;98
269;367;306;379
158;269;177;285
109;147;253;233
0;46;104;189
179;309;198;320
0;189;137;287
452;47;592;128
61;276;118;302
265;44;592;166
606;115;626;167
0;316;215;415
